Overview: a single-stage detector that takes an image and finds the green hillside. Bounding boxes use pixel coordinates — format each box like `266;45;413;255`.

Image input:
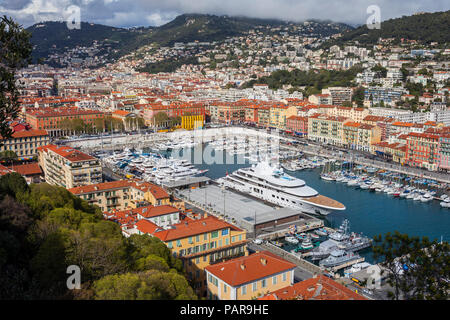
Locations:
27;14;352;64
330;11;450;46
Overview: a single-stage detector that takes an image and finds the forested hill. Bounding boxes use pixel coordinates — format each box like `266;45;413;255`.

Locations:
27;14;352;64
327;11;450;46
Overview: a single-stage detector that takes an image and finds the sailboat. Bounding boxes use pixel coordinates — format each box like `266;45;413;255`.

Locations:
320;161;335;181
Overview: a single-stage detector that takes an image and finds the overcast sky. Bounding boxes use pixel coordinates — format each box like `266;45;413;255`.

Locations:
0;0;449;28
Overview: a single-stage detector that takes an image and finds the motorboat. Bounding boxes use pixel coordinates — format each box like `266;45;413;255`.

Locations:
319;250;362;268
440;198;450;208
420;193;433;202
285;236;299;244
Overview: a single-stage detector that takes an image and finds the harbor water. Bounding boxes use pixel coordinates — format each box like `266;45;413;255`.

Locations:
168;147;450;263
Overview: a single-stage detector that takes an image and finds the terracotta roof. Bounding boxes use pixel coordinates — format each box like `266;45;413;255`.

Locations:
259;275;367;300
1;129;48;140
136;219;161;234
68;180;131;194
37;144;96;162
138;205;178;218
112;110;132;117
205;251;296;287
152;215;242;242
8;163;42;176
0;164;14;176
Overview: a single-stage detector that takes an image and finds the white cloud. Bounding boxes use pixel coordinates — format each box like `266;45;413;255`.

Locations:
0;0;448;27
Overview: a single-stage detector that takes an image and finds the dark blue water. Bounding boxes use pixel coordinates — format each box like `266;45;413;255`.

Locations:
170;147;450;263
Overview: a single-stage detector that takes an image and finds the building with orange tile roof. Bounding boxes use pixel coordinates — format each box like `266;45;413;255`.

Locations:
137;214;248;298
68;179;171;212
307;113;350;146
405;132;440;171
24;106;104;137
7;162;43;183
205;251;296;300
343;122;381;151
286;115;308;136
0;128;49;159
37;144;102;189
258;274;366;300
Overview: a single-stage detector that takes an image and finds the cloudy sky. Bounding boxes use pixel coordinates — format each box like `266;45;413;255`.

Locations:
0;0;448;28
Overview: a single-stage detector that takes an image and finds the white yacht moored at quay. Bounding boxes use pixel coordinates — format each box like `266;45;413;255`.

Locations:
217;161;346;216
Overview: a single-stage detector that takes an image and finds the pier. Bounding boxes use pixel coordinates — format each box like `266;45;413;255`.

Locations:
282;143;450;185
330;257;366;272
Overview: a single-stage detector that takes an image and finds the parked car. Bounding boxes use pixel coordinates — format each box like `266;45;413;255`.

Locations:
253;238;263;245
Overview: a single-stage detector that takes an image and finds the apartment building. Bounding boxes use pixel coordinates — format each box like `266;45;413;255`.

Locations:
364;87;404;106
37;144;102;189
286;115;308;136
342;122;381;151
0;129;49;159
326;106;369;123
322;87;352;106
136;214;248;297
405;132;440;171
25;106;105;137
269;105;297;129
308;94;332;105
205;251;296;300
438;133;450;172
307;114;349;146
68;179;172;212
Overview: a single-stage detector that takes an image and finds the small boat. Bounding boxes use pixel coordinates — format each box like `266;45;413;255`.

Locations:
309;233;320;239
440;198;450;208
315;228;328;237
299;237;314;250
285;236;299;244
420;193;433;202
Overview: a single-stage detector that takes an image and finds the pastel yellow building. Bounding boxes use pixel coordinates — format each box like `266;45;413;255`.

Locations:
68;179;173;212
342;122;381;152
181;115;205;130
307;113;349;146
136;214;248;298
269;105;297;129
205;251;296;300
37;144;102;189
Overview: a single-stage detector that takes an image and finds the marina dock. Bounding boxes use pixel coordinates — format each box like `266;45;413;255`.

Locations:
330;257;366;272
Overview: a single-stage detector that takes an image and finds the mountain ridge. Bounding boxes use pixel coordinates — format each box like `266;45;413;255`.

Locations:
26;13;353;65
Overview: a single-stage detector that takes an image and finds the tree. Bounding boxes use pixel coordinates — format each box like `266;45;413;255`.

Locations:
93;270;197;300
0;150;17;166
0;16;32;145
153;112;169;127
373;232;450;300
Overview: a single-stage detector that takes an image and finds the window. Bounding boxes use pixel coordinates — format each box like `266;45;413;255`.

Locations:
176;240;182;247
252;282;257;292
196;235;200;242
238;235;242;241
211;231;218;239
272;276;277;285
232;236;236;243
225;238;229;246
204;234;208;241
241;285;247;295
221;229;229;236
282;272;287;282
223;284;227;293
262;279;267;288
188;237;193;244
167;241;173;249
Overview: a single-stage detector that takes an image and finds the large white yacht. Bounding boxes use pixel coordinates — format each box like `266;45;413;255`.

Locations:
217;161;345;216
